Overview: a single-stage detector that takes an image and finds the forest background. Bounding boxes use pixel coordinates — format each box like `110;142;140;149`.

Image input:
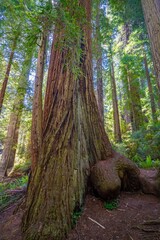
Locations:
0;0;160;239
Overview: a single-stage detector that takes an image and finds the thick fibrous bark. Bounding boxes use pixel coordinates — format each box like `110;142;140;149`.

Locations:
141;0;160;93
0;37;18;114
110;61;122;142
31;32;47;171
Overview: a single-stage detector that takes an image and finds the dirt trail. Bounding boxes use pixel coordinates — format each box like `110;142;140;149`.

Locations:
67;193;160;240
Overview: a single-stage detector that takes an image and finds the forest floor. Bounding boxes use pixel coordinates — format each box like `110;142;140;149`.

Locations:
0;170;160;240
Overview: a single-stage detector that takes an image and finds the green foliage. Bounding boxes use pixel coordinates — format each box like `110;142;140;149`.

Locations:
139;156;160;169
72;208;82;226
0;176;28;211
139;155;152;169
113;123;160;168
104;199;118;210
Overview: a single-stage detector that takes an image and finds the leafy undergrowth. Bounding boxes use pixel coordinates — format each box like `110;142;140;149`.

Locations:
0;176;28;212
72;208;83;227
104;199;119;210
113;123;160;169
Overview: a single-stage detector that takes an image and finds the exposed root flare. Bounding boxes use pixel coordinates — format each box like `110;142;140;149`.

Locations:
90;152;160;200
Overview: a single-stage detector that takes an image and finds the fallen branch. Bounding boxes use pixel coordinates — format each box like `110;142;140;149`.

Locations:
143;219;160;225
88;217;105;229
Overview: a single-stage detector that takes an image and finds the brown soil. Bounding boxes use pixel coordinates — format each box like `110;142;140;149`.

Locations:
0;171;160;240
67;193;160;240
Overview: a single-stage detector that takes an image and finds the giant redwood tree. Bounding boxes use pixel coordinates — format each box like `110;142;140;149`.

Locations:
22;0;154;239
22;1;112;239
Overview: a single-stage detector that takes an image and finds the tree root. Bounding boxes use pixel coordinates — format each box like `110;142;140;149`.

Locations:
90;151;160;200
90;152;140;200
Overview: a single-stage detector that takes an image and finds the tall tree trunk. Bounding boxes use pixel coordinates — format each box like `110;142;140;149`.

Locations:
141;0;160;93
127;71;143;131
97;48;104;123
96;1;104;123
110;61;122;142
122;69;133;128
22;1;112;239
143;53;157;122
1;54;32;176
31;32;47;171
1;104;21;175
122;23;135;130
0;36;18;114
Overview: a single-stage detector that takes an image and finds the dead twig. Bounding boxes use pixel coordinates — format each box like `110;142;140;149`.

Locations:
88;217;105;229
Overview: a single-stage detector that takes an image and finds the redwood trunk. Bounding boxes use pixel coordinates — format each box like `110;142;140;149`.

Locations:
22;1;112;239
141;0;160;93
31;32;47;171
122;69;133;127
143;53;157;122
110;61;122;142
0;37;18;113
1;54;32;176
1;108;21;174
127;71;143;131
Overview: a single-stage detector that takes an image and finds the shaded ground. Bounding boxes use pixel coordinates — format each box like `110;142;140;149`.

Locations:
67;193;160;240
1;171;160;240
